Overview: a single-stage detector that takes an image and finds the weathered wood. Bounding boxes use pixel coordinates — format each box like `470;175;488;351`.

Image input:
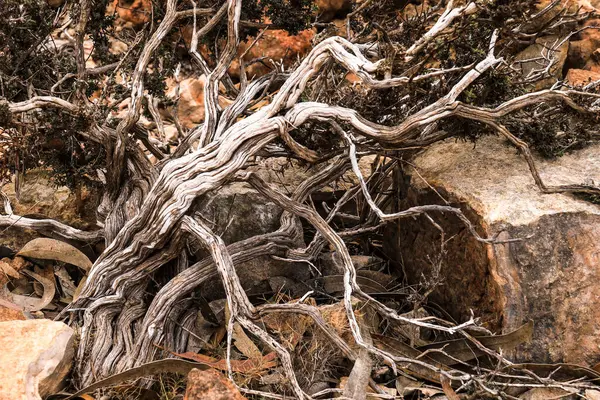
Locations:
2;1;600;397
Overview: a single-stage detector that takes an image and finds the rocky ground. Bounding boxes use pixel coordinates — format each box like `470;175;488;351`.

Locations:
1;0;600;399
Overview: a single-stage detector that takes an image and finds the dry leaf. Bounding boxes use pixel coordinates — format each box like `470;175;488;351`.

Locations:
73;276;87;302
18;269;56;311
32;265;53;297
585;390;600;400
340;377;397;399
0;261;20;284
440;374;461;400
17;238;92;271
233;323;263;360
211;325;226;348
173;351;277;374
65;358;212;399
55;265;77;297
417;321;534;365
519;387;576;399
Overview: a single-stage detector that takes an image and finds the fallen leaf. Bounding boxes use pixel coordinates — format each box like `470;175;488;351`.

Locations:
0;261;20;284
212;325;226;348
373;332;445;383
55;265;77;298
17;238;92;271
72;276;87;302
32;265;53;297
185;368;247;400
18;269;56;311
65;359;212;399
172;350;277;375
505;362;600;382
417;321;534;365
519;387;576;399
440;374;461;400
233;323;263;360
585;389;600;400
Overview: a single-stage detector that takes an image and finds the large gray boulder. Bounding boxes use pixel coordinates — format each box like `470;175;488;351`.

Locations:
197;183;309;299
385;136;600;365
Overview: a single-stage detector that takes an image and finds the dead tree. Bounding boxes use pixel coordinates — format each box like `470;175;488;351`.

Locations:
1;0;600;398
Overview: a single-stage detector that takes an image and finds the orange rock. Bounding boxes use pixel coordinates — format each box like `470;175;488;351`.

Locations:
231;29;316;78
537;0;600;70
177;77;210;129
344;72;361;84
184;28;316;79
316;0;352;22
0;320;74;400
184;368;247;400
0;305;26;322
515;35;569;89
165;77;233;129
536;0;596;12
565;68;600;86
109;0;151;26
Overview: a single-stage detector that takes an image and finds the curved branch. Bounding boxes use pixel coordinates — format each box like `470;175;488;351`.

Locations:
6;96;79;113
0;214;103;242
0;192;102;242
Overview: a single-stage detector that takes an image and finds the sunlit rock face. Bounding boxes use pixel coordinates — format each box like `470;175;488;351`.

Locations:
385;136;600;365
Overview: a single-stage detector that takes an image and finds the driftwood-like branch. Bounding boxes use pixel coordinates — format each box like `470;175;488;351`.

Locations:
405;1;478;61
1;1;587;396
0;192;102;242
6;96;79;113
68;28;599;388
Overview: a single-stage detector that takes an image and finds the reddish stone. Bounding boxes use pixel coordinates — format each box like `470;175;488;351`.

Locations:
565;68;600;86
231;29;315;78
316;0;352;22
0;320;74;399
167;77;233;129
110;0;151;26
0;305;26;322
184;368;247;400
183;28;315;79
